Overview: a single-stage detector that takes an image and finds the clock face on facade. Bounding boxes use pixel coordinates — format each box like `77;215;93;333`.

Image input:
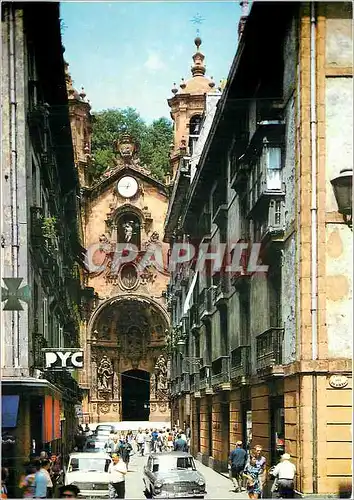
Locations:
117;176;138;198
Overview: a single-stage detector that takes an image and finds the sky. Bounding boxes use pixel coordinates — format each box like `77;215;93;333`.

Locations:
60;2;241;123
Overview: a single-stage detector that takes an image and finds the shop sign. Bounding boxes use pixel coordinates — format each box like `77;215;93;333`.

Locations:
329;374;348;388
42;348;84;370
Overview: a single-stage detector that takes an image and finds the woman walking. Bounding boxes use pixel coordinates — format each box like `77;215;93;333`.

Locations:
19;464;36;498
243;454;262;499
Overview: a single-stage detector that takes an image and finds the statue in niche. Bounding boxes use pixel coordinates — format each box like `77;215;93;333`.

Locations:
155;355;168;390
123;221;134;242
97;356;114;391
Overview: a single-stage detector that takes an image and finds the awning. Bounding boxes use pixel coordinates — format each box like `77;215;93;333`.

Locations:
183;270;198;316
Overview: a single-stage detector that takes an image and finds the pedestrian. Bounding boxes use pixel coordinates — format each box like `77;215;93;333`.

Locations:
167;432;174;452
253;445;267;497
174;434;187;452
57;484;80;498
243;454;262;499
1;468;9;499
19;463;37;498
144;430;152;455
269;453;296;499
34;459;53;499
135;429;145;456
108;454;127;499
243;455;261;498
229;441;247;493
151;429;159;452
121;438;133;470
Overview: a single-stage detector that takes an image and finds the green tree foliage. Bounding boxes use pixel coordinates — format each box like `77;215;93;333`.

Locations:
90;108;173;183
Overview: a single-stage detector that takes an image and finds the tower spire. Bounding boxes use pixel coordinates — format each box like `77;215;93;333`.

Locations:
191;36;206;77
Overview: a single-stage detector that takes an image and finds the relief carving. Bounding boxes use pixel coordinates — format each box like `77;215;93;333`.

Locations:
150;373;156;399
154;354;169;401
98;356;114;392
150;403;157;413
99;403;111;414
158;402;167;413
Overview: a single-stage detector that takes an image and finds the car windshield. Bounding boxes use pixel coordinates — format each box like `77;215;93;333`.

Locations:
68;458;111;472
153;457;196;472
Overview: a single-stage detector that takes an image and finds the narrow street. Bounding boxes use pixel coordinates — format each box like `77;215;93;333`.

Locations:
125;452;245;499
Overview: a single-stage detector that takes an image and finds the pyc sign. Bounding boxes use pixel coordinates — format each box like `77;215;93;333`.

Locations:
42;348;84;370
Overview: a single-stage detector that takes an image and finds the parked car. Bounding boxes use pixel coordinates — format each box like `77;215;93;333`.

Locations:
83;437;108;453
143;452;206;498
65;452;112;497
95;424;115;434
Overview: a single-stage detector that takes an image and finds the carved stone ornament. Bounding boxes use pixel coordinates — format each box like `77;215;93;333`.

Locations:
116;133;136;160
112;403;119;413
150;403;157;413
158;402;167;413
99;403;111;414
97;356;114;392
154;354;169;401
120;263;139;289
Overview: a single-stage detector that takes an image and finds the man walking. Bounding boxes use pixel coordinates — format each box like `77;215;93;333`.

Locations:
270;453;296;498
136;429;145;456
108;454;127;499
174;434;188;452
229;441;247;493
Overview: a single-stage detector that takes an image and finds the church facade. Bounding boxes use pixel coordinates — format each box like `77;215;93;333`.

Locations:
65;66;171;424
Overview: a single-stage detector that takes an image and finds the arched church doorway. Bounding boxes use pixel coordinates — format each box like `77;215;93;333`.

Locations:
88;295;171;424
121;369;150;421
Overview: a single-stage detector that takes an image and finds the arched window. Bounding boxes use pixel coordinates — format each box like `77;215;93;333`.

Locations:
117;212;141;249
189;115;202;155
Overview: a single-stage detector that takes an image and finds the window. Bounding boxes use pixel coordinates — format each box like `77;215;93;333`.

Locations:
265;146;282;190
189;115;202;156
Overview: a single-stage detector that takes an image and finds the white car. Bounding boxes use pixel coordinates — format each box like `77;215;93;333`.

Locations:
65;452;112;497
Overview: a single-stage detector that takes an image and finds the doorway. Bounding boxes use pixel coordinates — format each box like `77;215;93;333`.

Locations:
221;401;230;471
270;396;285;465
121;370;150;421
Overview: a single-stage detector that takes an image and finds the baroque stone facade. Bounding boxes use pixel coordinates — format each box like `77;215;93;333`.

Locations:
66;84;171;421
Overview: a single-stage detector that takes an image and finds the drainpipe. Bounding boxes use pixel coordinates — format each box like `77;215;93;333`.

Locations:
310;2;318;494
9;4;20;367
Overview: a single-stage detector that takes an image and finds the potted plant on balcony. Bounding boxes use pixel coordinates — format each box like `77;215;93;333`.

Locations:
41;216;58;250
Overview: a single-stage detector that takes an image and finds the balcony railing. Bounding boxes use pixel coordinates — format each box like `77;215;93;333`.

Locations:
199;365;211;390
230;345;250;381
199;287;214;320
213;274;230;305
259;198;286;241
181;373;190;393
211;356;230;387
190;373;200;393
256;327;284;373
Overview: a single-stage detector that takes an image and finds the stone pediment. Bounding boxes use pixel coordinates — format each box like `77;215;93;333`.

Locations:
83;163;168;200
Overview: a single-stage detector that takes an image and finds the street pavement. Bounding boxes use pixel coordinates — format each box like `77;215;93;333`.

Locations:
125;450;246;499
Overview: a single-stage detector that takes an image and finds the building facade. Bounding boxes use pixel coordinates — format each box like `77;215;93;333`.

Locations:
165;2;352;495
67;98;172;422
1;2;83;494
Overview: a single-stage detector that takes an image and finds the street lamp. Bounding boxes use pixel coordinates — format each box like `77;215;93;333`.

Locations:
330;168;353;228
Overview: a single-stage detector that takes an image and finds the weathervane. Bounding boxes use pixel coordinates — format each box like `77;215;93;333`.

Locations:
190;13;205;36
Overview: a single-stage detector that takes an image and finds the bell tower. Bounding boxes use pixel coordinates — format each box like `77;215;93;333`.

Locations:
167;37;216;179
65;61;92;187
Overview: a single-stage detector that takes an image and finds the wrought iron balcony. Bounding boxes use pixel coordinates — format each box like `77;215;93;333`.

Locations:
199;365;211;391
213;274;230;306
211;356;230;389
230;345;250;383
256;327;284;376
199;287;214;321
190;373;200;393
258;198;286;243
181;373;190;393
